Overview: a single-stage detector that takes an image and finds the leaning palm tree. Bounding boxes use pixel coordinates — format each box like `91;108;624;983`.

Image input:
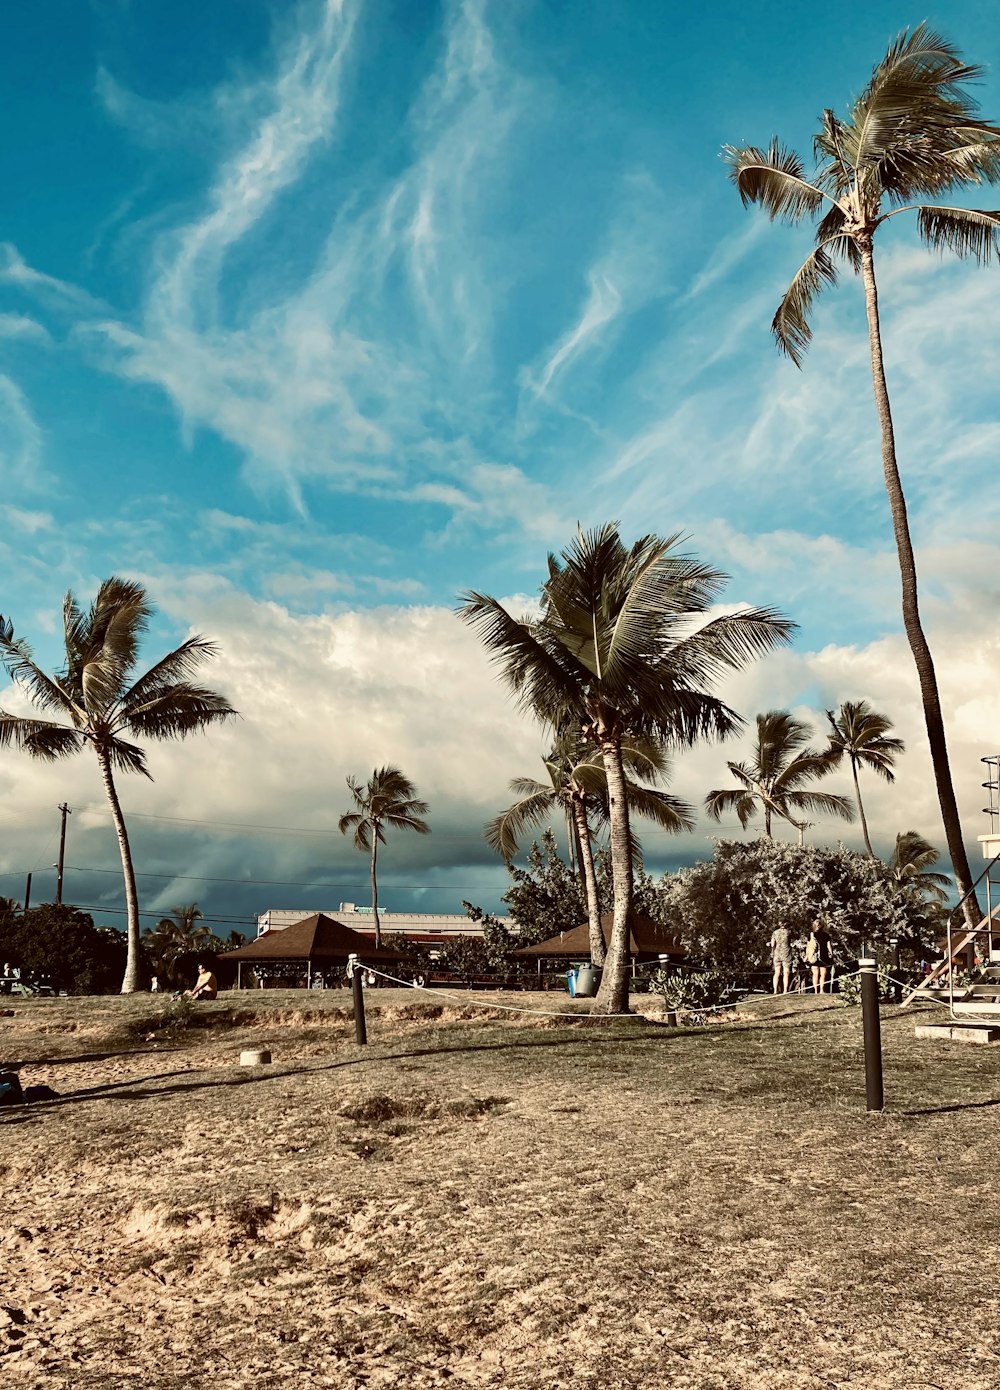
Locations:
825;701;905;857
339;766;430;949
889;829;952;903
706;710;854;843
460;523;793;1013
0;579;236;992
486;731;695;965
725;24;1000;923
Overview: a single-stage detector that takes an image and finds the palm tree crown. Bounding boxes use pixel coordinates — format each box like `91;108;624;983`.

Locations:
890;830;951;903
0;578;236;992
725;24;999;922
338;766;430;949
826;700;904;857
725;24;1000;365
144;903;214;988
706;710;854;842
486;730;694;965
460;523;793;1012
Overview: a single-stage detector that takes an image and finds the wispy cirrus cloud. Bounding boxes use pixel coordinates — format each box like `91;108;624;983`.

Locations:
69;0;551;537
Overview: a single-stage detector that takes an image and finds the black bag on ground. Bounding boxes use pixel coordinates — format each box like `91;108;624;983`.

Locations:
0;1069;25;1107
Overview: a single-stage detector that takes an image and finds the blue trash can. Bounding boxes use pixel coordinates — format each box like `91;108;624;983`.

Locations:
566;969;577;997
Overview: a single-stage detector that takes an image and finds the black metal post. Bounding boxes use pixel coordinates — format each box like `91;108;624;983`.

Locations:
23;873;31;914
350;954;367;1045
859;956;884;1112
55;802;71;906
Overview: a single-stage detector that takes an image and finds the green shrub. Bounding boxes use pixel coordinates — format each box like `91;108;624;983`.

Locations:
650;969;730;1013
836;968;894;1006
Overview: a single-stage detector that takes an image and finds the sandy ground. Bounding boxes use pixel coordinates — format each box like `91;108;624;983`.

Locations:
2;989;1000;1389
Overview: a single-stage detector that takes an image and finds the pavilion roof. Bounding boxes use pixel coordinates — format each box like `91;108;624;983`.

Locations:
224;913;410;964
514;911;686;960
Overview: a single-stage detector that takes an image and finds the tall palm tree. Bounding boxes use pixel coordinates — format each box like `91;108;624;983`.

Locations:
706;710;854;843
0;578;236;992
725;24;1000;923
486;731;695;965
825;700;905;857
889;829;951;902
460;523;793;1013
339;766;430;949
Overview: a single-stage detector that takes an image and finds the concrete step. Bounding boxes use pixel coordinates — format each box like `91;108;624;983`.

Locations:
915;1022;1000;1044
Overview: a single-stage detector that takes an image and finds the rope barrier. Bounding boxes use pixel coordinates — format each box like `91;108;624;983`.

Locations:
359;963;637;1019
358;964;873;1021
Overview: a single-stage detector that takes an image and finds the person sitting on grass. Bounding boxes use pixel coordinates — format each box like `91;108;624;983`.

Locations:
185;959;218;1001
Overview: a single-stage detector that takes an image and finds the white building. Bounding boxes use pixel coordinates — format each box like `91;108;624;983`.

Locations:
256;902;514;943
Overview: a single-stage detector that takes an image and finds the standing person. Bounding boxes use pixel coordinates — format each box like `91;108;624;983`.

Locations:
770;923;793;994
805;920;833;994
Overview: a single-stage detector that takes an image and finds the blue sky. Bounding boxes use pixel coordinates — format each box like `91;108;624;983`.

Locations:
2;0;1000;936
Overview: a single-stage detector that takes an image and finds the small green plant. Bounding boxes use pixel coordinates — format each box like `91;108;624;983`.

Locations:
837;968;894;1006
650;969;730;1013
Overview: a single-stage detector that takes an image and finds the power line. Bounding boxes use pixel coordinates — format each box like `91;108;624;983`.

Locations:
65;865;508;889
65;804;728;842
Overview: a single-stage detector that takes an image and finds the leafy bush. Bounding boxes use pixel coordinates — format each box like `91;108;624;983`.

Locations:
836;968;894;1006
649;968;730;1013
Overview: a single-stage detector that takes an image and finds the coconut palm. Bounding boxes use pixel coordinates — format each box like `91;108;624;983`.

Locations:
459;523;793;1013
143;903;214;988
339;766;430;949
706;710;854;843
725;24;1000;922
889;830;951;902
486;731;695;965
825;701;905;857
0;579;236;992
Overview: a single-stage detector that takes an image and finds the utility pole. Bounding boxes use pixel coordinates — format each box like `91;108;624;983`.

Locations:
23;872;31;914
56;803;72;906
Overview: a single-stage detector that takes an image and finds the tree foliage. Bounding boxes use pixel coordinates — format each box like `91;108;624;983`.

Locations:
0;578;236;991
0;905;127;994
662;838;939;970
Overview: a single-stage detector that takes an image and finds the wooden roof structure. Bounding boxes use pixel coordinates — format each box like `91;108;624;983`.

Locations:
224;913;410;966
514;911;686;961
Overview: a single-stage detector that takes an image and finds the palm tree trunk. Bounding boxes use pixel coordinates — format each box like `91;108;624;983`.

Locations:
764;806;772;837
860;243;981;926
851;755;875;858
96;744;143;993
571;796;605;966
593;724;632;1015
370;834;381;950
566;806;577;874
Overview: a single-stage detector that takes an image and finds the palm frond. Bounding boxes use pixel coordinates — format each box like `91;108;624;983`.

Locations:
119;685;237;741
916;204;1000;261
457;591;581;724
0;712;84;761
104;736;151;778
780;789;855;821
117;638;225;716
772;244;839;365
667;609;798;688
704;782;757;829
849;24;1000;200
624;782;696;835
484;789;557;860
0;619;79;720
723;140;825;222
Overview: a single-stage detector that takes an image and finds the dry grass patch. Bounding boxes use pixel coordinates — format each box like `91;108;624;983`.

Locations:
2;990;999;1388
